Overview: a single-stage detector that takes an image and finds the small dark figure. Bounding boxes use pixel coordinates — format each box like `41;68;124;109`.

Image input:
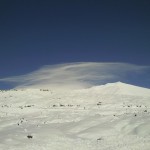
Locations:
97;138;102;141
27;135;33;139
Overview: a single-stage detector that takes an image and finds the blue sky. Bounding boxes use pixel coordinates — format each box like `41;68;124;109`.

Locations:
0;0;150;89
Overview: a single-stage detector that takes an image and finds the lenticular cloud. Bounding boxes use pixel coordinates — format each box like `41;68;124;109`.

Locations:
0;62;149;90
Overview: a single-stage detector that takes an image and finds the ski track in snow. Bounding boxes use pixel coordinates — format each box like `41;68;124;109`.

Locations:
0;82;150;150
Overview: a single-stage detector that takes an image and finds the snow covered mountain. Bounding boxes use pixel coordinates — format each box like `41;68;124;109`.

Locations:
0;82;150;150
83;82;150;96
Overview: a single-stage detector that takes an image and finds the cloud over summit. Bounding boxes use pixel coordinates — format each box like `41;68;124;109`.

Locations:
0;62;149;90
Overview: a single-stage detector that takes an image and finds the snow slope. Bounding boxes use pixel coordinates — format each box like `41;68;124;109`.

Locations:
0;82;150;150
85;82;150;96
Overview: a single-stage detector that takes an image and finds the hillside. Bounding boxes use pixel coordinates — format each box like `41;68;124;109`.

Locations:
0;82;150;150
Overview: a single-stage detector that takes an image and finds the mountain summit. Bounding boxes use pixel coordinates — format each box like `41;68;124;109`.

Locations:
88;82;150;96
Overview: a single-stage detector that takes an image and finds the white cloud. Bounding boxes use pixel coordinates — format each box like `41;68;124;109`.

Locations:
0;62;149;90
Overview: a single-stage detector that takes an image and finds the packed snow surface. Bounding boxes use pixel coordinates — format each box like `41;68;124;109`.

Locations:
0;82;150;150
